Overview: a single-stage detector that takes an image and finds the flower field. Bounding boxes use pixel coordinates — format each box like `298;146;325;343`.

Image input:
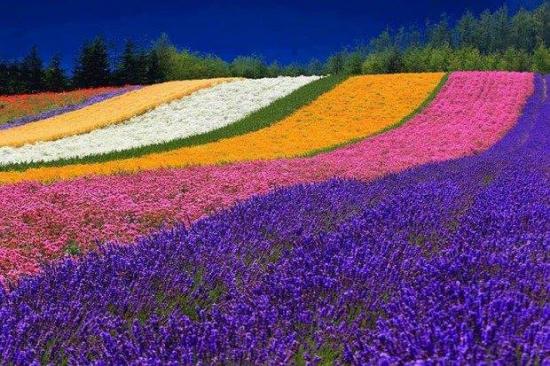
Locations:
0;79;234;147
0;76;319;165
0;71;547;363
0;86;136;127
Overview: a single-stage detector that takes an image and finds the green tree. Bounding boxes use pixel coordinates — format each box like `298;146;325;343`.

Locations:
532;45;550;72
0;61;9;94
492;6;511;52
401;46;429;72
427;14;452;48
533;2;550;47
44;54;67;91
511;8;537;52
230;56;267;78
498;47;532;71
21;46;45;92
343;52;364;74
266;61;282;77
306;58;324;75
116;40;147;85
370;29;393;52
146;50;164;84
73;37;111;87
325;52;346;74
152;33;177;80
200;55;229;78
362;49;402;74
456;11;479;48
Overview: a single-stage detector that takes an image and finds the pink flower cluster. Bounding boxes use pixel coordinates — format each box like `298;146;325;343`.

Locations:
0;72;533;285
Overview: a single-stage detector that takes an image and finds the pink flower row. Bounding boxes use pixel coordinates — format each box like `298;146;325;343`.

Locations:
0;71;534;286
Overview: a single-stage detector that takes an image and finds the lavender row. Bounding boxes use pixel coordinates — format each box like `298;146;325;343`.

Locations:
0;85;141;130
0;76;548;364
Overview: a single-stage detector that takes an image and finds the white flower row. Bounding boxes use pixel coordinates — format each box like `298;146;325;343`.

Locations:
0;76;321;165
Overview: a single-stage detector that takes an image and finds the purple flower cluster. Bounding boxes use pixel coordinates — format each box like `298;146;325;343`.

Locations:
0;75;548;364
0;85;141;130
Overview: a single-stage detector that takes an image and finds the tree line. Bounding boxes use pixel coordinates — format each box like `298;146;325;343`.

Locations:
0;2;548;95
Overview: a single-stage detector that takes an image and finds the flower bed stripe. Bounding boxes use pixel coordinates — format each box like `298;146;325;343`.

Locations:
0;85;142;130
0;72;534;284
0;76;320;166
0;78;236;147
0;72;444;181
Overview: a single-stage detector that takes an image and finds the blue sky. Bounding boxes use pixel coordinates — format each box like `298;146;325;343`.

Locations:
0;0;542;69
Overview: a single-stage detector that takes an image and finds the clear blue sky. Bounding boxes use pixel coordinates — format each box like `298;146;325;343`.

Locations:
0;0;542;69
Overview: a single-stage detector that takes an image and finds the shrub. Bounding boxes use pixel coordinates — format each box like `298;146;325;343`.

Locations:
532;45;550;73
230;56;268;78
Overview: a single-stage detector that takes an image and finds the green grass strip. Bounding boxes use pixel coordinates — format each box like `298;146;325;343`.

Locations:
300;72;449;158
0;75;348;172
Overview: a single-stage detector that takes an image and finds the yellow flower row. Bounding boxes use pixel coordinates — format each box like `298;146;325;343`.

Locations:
0;78;236;147
0;73;444;184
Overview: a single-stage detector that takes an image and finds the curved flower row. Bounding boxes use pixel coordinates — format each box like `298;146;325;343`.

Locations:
0;78;236;147
0;77;320;165
0;86;126;126
0;85;142;130
0;72;534;284
0;73;444;181
0;74;547;362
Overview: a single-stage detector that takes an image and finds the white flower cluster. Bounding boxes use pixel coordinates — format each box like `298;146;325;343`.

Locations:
0;76;320;165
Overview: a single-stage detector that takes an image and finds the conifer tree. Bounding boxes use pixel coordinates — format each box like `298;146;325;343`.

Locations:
44;54;67;91
73;37;111;87
21;46;44;93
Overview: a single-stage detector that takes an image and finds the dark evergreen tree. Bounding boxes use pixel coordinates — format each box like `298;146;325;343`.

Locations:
44;54;67;91
73;37;111;88
21;46;45;93
492;6;511;52
116;40;136;85
456;11;479;48
0;61;8;94
116;40;147;85
427;14;452;48
146;50;164;84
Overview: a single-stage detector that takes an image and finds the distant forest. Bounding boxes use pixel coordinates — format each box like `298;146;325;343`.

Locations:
0;2;549;94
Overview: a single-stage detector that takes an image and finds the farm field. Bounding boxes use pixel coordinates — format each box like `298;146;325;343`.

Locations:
0;71;548;364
